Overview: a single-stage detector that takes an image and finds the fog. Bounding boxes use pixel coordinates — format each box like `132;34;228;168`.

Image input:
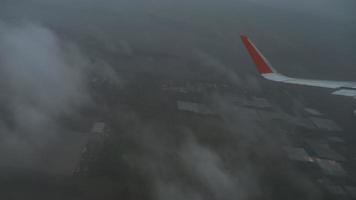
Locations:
0;0;355;199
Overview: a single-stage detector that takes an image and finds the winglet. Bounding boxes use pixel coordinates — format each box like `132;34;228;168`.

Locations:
240;35;275;74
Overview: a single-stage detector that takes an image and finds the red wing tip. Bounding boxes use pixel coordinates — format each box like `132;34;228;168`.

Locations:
240;35;248;41
240;35;274;74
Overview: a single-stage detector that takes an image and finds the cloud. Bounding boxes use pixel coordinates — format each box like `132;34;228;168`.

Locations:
155;180;203;200
192;48;242;86
0;21;90;113
0;21;92;170
179;135;248;200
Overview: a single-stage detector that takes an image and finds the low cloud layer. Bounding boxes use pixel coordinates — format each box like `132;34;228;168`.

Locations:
0;21;91;170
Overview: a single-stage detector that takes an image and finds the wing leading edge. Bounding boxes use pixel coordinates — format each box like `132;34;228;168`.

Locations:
240;35;356;97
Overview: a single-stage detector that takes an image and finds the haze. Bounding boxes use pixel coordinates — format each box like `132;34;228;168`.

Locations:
0;0;355;199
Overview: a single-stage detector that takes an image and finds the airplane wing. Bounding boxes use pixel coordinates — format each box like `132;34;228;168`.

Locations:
241;35;356;97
